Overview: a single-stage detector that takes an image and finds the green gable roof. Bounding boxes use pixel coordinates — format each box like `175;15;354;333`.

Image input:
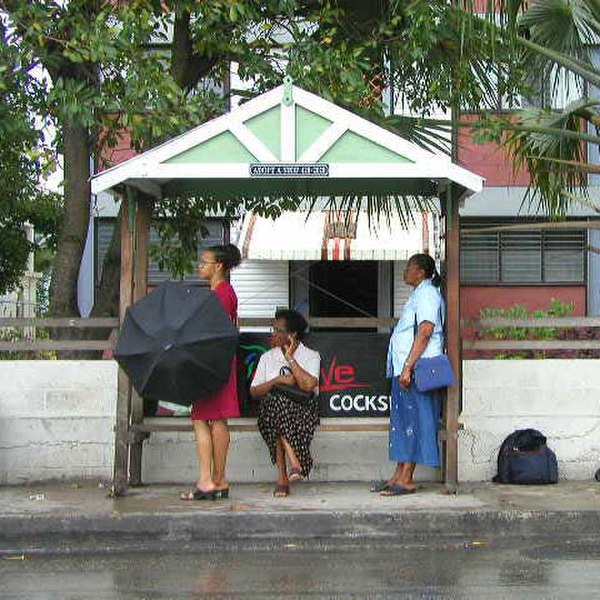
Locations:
165;131;257;164
321;130;412;163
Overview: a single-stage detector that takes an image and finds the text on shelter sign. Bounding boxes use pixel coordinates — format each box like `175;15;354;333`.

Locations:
249;163;329;177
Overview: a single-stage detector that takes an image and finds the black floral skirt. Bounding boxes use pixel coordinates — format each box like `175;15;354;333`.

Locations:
257;390;320;477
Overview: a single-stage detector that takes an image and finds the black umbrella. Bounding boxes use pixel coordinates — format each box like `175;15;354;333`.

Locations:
114;282;238;405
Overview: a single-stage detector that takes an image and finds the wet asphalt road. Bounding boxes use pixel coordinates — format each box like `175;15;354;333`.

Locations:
2;538;600;599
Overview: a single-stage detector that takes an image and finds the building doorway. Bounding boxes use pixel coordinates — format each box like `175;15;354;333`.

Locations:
309;261;378;330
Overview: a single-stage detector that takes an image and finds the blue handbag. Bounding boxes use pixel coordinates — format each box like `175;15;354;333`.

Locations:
413;354;455;392
412;312;455;392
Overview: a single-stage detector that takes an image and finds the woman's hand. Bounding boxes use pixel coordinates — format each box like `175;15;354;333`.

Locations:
284;335;299;362
399;366;412;389
278;373;296;386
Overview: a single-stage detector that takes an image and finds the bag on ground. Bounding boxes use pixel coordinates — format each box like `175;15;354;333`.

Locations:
492;428;558;484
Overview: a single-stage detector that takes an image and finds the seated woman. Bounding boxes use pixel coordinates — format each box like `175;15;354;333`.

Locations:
250;309;321;498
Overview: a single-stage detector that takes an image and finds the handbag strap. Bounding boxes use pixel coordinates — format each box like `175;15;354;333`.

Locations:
413;298;448;354
413;301;444;335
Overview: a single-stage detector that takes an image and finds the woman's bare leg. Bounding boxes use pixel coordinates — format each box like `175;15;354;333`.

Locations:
280;436;301;472
276;437;289;484
193;420;216;491
209;419;230;490
398;462;417;490
388;462;404;484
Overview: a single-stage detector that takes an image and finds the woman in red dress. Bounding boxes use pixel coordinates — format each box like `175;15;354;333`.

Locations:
181;244;241;501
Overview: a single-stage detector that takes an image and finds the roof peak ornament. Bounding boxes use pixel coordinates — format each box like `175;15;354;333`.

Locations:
282;75;294;106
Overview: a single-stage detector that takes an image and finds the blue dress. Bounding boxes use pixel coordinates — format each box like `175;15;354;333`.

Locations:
386;279;444;467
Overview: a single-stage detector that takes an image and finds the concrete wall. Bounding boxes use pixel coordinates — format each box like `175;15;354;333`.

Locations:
140;426;440;484
0;361;117;484
459;360;600;481
2;360;599;484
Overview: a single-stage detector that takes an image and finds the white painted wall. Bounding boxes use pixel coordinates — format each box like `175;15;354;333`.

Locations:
0;361;118;484
2;359;599;484
459;360;600;481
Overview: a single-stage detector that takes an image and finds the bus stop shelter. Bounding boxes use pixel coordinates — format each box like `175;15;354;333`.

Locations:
91;80;483;492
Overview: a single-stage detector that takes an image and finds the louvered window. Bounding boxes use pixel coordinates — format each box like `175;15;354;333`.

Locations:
461;220;586;284
95;218;228;295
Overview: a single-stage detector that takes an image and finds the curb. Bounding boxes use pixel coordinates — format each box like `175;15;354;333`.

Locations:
2;509;600;554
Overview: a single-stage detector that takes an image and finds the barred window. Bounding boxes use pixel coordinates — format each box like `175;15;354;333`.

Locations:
460;220;586;284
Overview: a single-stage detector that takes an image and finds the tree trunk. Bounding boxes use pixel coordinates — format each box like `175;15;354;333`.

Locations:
49;121;91;317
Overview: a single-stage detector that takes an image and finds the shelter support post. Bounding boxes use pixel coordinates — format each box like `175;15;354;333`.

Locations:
128;195;153;486
113;191;135;495
441;185;462;492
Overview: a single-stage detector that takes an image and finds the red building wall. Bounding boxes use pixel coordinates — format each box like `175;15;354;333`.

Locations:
98;129;137;171
456;115;530;186
461;286;587;318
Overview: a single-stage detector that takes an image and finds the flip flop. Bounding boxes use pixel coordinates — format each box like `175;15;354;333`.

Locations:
273;483;290;497
380;484;416;496
180;487;217;501
288;467;303;482
370;479;390;493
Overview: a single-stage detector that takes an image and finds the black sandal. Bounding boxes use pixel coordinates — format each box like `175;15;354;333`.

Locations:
180;487;217;501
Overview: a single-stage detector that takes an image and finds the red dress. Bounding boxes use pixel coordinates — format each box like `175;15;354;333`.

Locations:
191;281;240;421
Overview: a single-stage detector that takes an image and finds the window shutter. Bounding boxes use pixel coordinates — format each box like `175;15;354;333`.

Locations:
500;230;542;283
460;222;500;283
543;230;586;283
460;220;585;284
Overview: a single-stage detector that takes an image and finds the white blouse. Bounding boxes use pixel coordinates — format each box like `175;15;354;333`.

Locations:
251;342;321;394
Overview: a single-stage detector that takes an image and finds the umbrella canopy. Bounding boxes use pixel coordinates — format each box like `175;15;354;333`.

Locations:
114;282;238;405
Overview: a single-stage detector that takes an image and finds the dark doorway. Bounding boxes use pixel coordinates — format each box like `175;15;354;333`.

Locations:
309;261;378;331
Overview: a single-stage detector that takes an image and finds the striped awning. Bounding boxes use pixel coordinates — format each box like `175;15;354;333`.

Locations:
238;210;435;261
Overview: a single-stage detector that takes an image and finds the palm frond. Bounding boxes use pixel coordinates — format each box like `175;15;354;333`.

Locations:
321;194;439;232
384;114;452;156
504;102;591;216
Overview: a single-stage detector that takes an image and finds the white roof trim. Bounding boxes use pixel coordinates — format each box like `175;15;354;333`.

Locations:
91;83;484;196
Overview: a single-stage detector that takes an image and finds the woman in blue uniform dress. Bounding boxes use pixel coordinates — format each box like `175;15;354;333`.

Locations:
375;253;445;496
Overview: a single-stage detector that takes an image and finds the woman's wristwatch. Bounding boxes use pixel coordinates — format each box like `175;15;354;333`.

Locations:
287;358;297;367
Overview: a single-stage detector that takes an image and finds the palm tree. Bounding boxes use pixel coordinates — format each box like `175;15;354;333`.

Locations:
470;0;600;217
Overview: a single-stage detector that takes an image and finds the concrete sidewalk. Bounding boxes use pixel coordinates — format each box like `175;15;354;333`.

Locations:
1;481;600;554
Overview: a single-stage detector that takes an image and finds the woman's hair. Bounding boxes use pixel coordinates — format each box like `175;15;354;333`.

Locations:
409;253;441;287
275;308;308;341
207;243;242;270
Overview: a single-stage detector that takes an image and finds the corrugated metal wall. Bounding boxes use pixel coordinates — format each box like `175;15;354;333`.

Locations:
232;260;290;324
393;261;411;316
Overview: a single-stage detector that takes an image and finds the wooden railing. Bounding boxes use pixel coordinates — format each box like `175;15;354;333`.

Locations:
0;317;119;353
0;316;397;356
4;316;600;355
